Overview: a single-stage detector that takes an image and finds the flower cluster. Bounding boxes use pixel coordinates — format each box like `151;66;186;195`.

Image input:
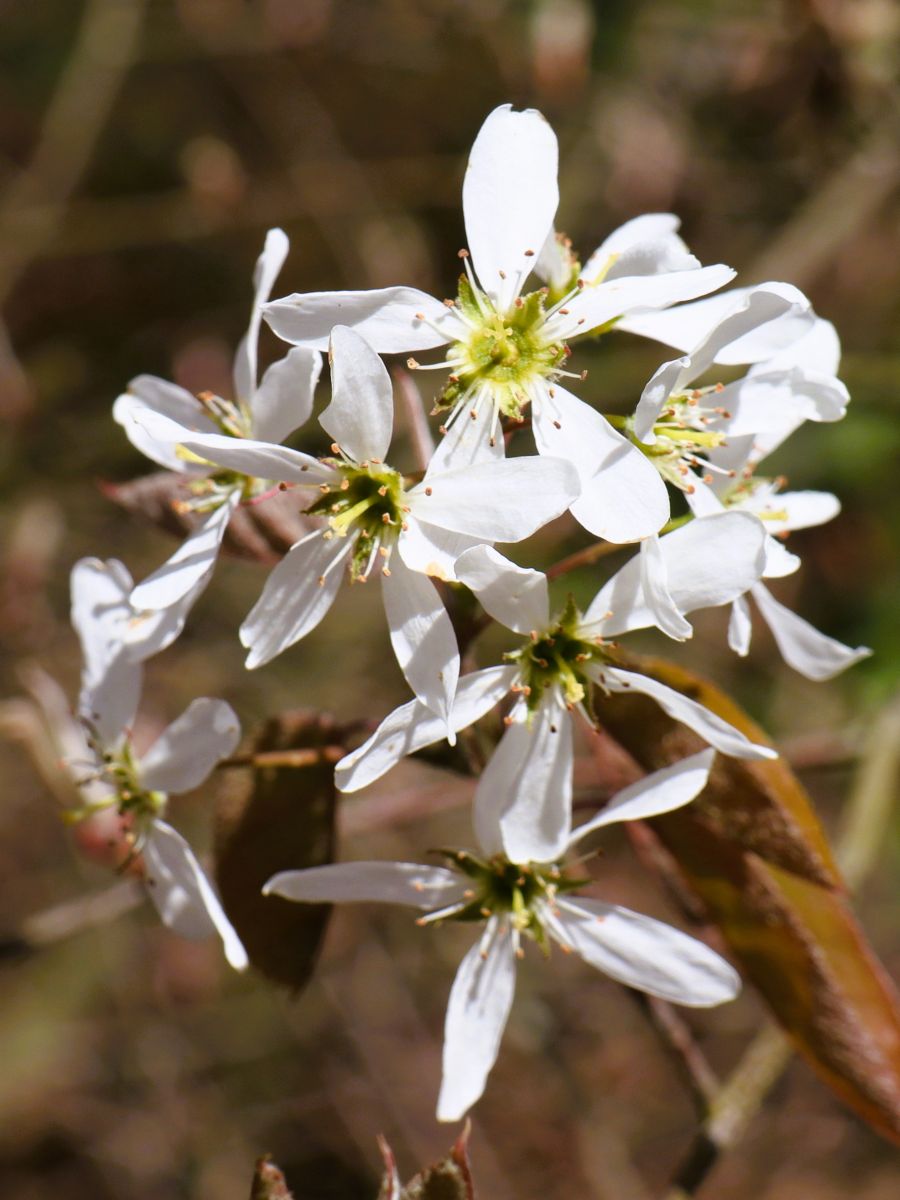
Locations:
38;104;869;1122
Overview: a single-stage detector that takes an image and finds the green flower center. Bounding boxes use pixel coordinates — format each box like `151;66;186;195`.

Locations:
438;850;588;948
65;738;165;832
306;461;408;580
623;388;730;493
438;276;568;420
507;596;605;712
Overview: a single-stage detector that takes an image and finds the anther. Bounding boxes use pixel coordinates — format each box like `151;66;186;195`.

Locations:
553;420;561;430
377;485;388;496
340;479;350;491
524;249;535;256
330;443;340;454
407;357;420;369
498;269;507;280
425;486;433;496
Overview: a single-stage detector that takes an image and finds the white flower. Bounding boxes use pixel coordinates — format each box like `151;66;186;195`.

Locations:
146;325;580;734
682;448;871;683
113;228;322;618
264;749;739;1121
336;512;775;864
262;106;737;542
64;557;247;969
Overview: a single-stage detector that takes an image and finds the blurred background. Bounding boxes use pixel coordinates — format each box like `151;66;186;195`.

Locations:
1;1;899;1197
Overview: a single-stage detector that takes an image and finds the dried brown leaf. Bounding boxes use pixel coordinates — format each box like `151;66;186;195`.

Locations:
593;651;900;1145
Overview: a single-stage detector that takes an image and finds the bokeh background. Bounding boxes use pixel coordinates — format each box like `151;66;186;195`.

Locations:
1;1;899;1197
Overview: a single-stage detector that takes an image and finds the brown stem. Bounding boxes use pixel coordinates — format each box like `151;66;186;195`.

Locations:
630;993;720;1117
217;745;347;770
546;539;625;580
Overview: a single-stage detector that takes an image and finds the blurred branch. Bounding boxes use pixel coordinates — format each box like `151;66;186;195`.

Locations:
836;692;900;891
746;120;900;287
630;993;720;1117
0;0;148;306
1;880;142;962
394;367;436;473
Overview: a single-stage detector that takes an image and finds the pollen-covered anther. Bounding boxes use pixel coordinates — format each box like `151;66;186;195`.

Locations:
330;443;340;454
407;357;420;369
377;485;388;496
424;486;433;496
317;575;326;587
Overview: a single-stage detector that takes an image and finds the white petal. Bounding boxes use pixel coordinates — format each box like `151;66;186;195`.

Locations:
619;282;814;364
554;265;735;338
130;491;239;610
144;821;248;970
335;665;516;794
761;535;801;579
638;535;693;640
601;666;777;760
717;368;848;438
409;456;579;541
124;576;207;662
583;213;684;277
240;531;350;668
474;700;574;862
550;898;740;1006
234;227;290;403
454;545;549;634
532;387;669;541
437;920;517;1121
322;326;394;463
139;698;240;793
250;345;322;444
397;517;482;583
746;489;840;535
756;316;841;375
583;512;767;635
264;287;450;352
728;595;753;656
533;227;576;291
382;554;460;733
463;105;558;312
568;750;714;845
175;431;332;485
113;377;216;473
264;861;468;908
71;558;143;747
751;583;872;681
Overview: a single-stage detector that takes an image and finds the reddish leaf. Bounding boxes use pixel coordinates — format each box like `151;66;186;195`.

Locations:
214;710;343;990
593;652;900;1144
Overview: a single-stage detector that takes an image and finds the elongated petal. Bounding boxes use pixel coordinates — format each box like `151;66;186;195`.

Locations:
751;583;872;681
140;698;240;793
455;545;549;634
130;491;239;610
744;489;840;535
125;577;207;662
618;282;814;364
251;345;322;444
336;665;517;793
568;750;714;846
600;666;776;759
754;315;841;376
178;431;332;484
716;368;848;438
728;595;753;656
639;535;693;640
264;861;468;908
322;325;394;463
234;227;289;402
437;920;517;1121
382;554;460;734
240;531;350;668
582;213;688;281
144;820;248;970
550;898;740;1006
409;456;579;541
463;105;558;312
397;517;482;583
583;511;767;635
113;376;216;473
550;265;735;340
264;287;450;352
532;386;669;541
71;558;142;746
474;700;574;862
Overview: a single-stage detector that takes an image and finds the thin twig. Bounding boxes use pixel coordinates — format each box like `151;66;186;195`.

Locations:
631;993;720;1116
393;367;436;472
217;745;347;770
546;539;626;580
